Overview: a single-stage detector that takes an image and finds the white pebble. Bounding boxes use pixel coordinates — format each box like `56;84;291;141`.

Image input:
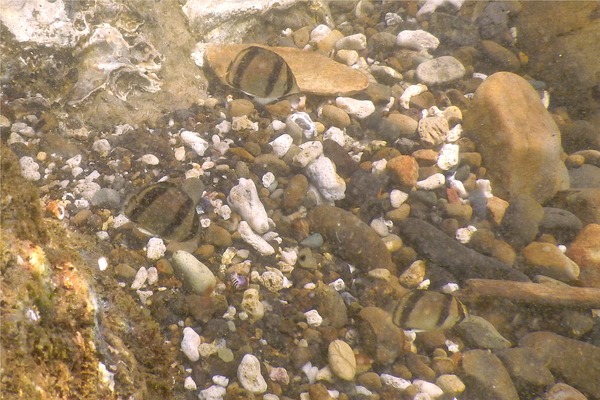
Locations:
329;278;346;291
98;257;108;271
11;122;35;137
131;267;148;290
238;221;275;256
240;288;265;321
262;172;276;189
456;226;477;244
371;159;387;175
181;327;201;362
437;143;459;170
416;173;446;190
136;289;153;304
232;115;258;131
19;156;41;181
184;376;197;390
335;49;359;66
280;248;298;266
147;266;159;285
302;362;319;384
270;134;293;157
228;178;270;234
336;33;367;51
269;367;290;385
287;112;317;139
171;250;217;295
146;237;166;260
304;309;323;327
446;123;463;142
370;218;390;237
198;385;226;400
475;179;494;198
400;84;428;109
323;126;346;147
66;154;82;168
335;97;375;119
310;24;332;43
396;29;440;52
380;373;411;390
413;379;444;399
215;120;231;134
305;156;346;202
180;130;209;156
271;119;286;131
293;140;323;168
174;146;186;161
237;354;267;394
390;190;409;208
138;154;159;165
212;375;229;387
92;139;111;156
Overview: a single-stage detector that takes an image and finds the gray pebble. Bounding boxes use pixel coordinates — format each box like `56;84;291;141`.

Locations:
461;349;519;400
500;194;544;249
494;347;555;396
415;56;466;86
91;188;121;208
455;315;512;349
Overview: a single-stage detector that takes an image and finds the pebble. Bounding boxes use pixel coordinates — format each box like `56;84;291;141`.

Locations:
328;340;356;381
304;309;323;327
227;178;270;234
436;143;459;170
399;259;426;288
480;40;520;71
520;331;600;398
386;155;419;188
180;130;209;156
566;223;600;285
270;134;294;157
335;97;375;119
522;242;580;282
305;156;346;202
198;385;226;400
90;188;121;208
380;373;411;390
500;194;544;249
92;139;111;156
131;267;148;290
416;173;446;190
335;49;359;66
229;99;255;117
204;223;232;247
400;84;428;109
181;327;201;362
336;33;367;51
455;315;512;349
309;205;395;272
237;354;267;394
287;112;317;139
293;140;323;168
396;29;440;52
314;281;348;328
570;164;600;189
494;347;555;396
171;250;217;295
146;238;166;261
240;288;264;322
370;65;403;85
390;189;409;208
463;72;569;203
183;376;197;391
19;156;41;181
415;56;466;85
308;383;334;400
418;116;449;147
138;154;159;165
358;307;405;365
461;349;519;400
321;104;351;128
436;374;465;398
310;24;331;43
413;379;444;399
237;221;275;256
398;218;530;282
379;113;418;141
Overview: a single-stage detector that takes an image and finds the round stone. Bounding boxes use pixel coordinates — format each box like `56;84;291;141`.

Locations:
328;340;357;381
415;56;466;85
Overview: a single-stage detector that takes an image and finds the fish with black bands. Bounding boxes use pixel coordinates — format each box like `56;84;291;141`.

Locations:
391;290;468;331
226;46;300;105
124;181;200;242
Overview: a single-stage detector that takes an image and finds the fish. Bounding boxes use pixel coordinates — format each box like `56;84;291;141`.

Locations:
123;181;200;242
226;46;300;105
391;290;468;331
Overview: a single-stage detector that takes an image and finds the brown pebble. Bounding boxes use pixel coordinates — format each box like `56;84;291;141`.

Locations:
229;147;255;162
321;104;351;128
114;263;137;279
293;26;311;48
228;99;255;117
155;258;174;275
283;174;309;211
480;40;520;71
405;352;436;381
309;383;334;400
204;223;233;247
387;155;419;188
358;306;405;365
71;209;93;226
357;372;382;390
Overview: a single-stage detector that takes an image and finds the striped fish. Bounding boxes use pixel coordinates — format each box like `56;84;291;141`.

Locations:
391;290;467;331
124;181;200;242
226;46;300;105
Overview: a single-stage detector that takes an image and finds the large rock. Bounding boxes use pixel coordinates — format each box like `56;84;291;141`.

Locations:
461;349;519;400
464;72;570;203
516;2;600;118
520;332;600;398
